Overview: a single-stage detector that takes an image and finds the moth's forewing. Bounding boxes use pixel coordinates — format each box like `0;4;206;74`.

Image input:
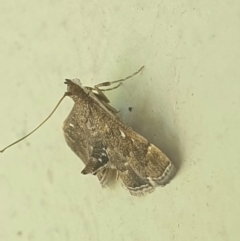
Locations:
63;79;176;195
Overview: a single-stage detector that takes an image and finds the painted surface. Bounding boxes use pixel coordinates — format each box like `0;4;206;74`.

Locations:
0;1;239;240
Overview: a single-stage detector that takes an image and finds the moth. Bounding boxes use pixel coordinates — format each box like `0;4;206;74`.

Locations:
1;66;176;196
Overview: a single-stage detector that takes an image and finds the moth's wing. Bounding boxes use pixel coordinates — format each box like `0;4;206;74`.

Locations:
126;132;176;187
92;90;175;190
63;110;116;187
63;130;89;164
119;165;155;196
105;148;155;196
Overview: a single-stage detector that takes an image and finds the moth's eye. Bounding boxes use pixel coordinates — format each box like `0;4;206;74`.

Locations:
72;78;82;87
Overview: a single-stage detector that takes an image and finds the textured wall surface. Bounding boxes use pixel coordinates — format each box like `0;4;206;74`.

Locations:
0;1;239;241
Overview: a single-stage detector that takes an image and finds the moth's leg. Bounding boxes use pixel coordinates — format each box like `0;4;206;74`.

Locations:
87;86;110;103
94;89;119;114
92;66;144;114
95;87;112;104
97;168;117;187
86;66;144;115
85;86;118;114
119;166;155;196
95;65;144;91
86;66;144;101
100;83;122;92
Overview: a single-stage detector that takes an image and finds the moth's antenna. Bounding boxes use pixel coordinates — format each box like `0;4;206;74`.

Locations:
0;93;68;153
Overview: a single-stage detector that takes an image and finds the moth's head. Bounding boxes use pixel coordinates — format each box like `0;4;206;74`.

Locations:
64;78;83;96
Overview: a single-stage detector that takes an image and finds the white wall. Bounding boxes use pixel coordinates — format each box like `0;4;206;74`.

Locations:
0;1;239;240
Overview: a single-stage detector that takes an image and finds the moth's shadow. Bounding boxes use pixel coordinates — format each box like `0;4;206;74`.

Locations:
115;86;182;171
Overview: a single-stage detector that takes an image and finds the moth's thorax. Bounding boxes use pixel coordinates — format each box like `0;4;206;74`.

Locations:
65;78;90;103
70;89;89;103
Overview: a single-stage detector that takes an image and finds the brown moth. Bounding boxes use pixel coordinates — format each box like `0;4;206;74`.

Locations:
1;66;176;196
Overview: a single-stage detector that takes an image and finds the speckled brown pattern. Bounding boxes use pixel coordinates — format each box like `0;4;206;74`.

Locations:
63;78;176;196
